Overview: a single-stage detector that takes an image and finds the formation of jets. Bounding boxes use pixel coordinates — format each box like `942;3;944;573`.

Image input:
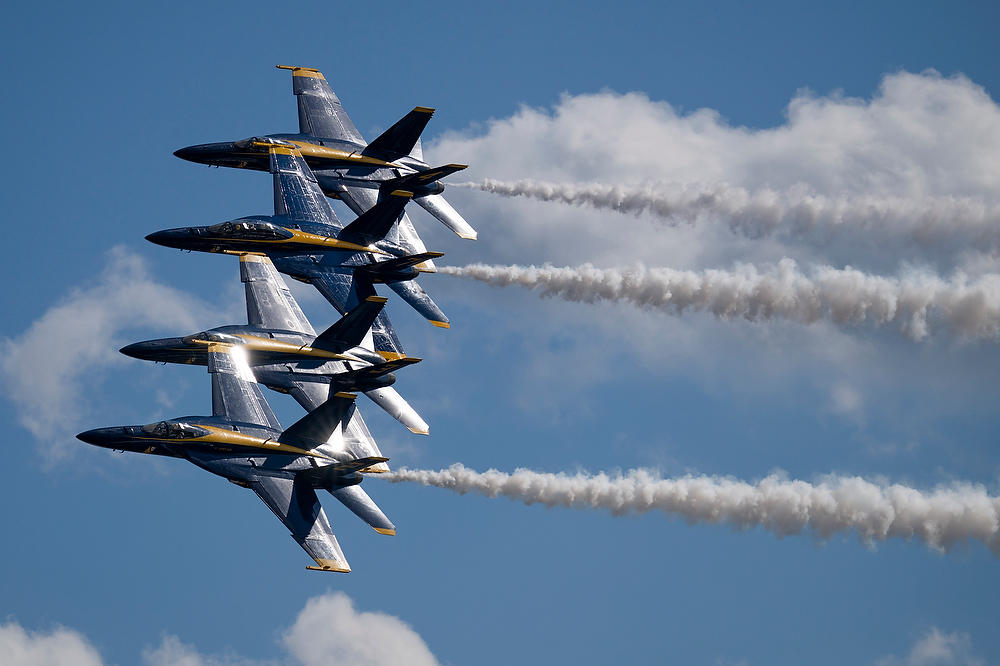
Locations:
77;65;475;573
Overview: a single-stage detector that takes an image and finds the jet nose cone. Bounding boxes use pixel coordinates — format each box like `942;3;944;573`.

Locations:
119;341;145;359
173;143;221;165
173;141;243;167
173;145;199;162
145;228;189;249
120;338;188;362
76;427;115;446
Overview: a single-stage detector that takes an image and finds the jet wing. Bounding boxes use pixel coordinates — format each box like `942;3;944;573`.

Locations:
208;344;282;431
266;142;341;228
250;474;351;572
240;254;316;335
277;65;365;145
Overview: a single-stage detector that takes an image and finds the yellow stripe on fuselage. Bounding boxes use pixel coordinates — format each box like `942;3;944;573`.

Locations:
287;140;400;169
132;425;332;460
233;334;357;361
204;228;387;255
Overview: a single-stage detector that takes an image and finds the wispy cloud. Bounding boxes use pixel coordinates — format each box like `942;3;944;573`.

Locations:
384;464;1000;554
876;627;984;666
0;247;222;461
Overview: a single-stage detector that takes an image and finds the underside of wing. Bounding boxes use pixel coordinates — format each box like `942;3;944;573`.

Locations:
278;65;365;145
240;254;316;335
250;474;350;572
208;344;282;430
267;142;341;227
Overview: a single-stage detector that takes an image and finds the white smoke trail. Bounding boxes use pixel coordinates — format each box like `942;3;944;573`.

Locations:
439;261;1000;342
455;179;1000;248
382;464;1000;555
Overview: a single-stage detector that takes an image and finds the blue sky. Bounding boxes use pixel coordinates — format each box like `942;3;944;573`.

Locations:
2;2;999;665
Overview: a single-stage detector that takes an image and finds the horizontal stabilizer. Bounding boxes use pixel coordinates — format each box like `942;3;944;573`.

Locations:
298;457;390;489
329;485;396;535
356;252;444;281
364;107;435;161
386;280;449;328
312;296;387;353
279;392;358;450
364;386;429;434
338;190;412;246
415;193;478;240
379;164;467;194
329;358;421;392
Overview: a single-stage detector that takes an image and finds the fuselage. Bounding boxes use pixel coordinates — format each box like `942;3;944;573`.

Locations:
120;326;398;393
174;134;444;199
76;417;360;486
145;217;427;287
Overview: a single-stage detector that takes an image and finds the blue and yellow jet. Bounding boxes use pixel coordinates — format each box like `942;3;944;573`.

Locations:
78;343;394;573
123;253;430;436
148;139;452;336
174;64;477;265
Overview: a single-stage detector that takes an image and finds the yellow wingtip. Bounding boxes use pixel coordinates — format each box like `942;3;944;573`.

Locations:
430;320;450;329
306;564;351;573
373;527;396;536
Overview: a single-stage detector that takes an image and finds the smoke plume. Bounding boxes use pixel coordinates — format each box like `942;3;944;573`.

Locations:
455;179;1000;250
440;261;1000;341
383;464;1000;554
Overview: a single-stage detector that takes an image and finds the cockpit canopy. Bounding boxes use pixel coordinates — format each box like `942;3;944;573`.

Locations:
182;331;244;346
207;220;293;241
140;421;208;439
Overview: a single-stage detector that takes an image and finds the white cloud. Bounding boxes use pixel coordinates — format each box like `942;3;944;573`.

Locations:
430;70;1000;273
0;593;440;666
877;627;984;666
282;592;439;666
0;621;103;666
421;70;1000;426
829;383;863;419
0;246;223;461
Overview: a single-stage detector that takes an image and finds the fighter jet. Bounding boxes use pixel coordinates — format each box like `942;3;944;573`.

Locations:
77;343;394;572
148;139;451;332
174;64;477;268
122;252;430;435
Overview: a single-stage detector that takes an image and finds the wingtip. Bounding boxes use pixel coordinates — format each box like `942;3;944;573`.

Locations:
373;527;396;536
408;426;431;435
306;564;351;573
430;320;450;329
